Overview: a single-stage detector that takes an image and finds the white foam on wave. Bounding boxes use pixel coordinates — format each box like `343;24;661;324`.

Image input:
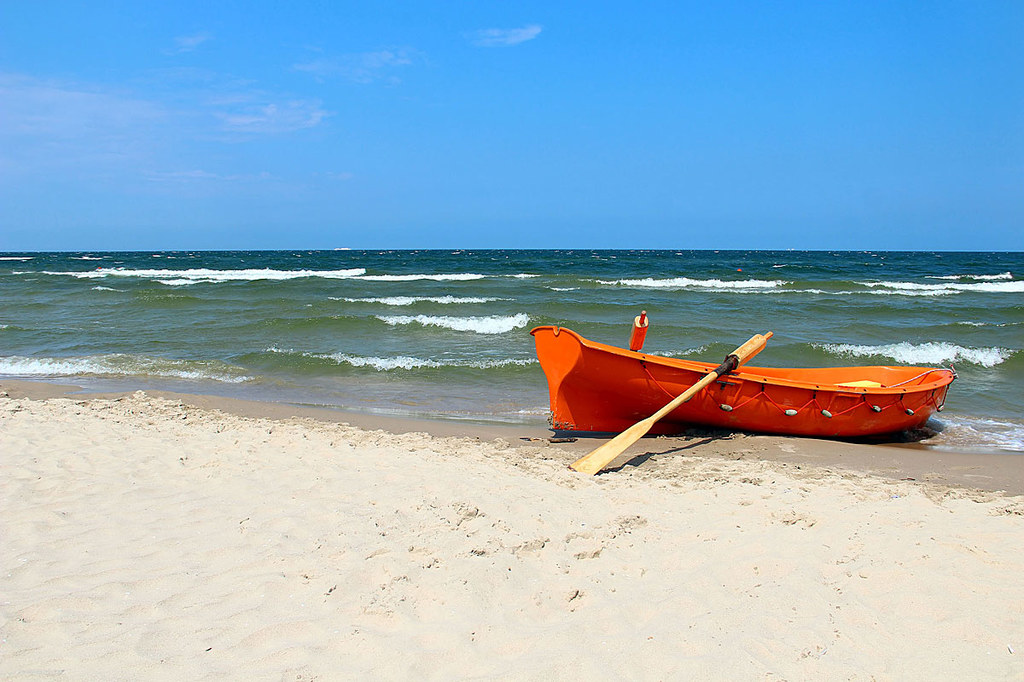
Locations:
863;280;1024;295
266;347;537;371
0;354;253;383
332;296;504;306
861;287;956;297
955;321;1023;328
548;287;579;291
928;272;1013;281
819;342;1013;368
934;415;1024;452
597;277;787;290
330;354;445;370
762;287;1008;298
358;273;486;282
376;313;531;334
644;346;710;358
0;256;33;261
329;352;540;368
91;285;122;292
40;267;367;283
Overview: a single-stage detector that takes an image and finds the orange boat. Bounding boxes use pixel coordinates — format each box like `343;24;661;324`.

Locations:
531;325;956;438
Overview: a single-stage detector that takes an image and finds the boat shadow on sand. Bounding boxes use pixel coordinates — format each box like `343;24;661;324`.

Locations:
550;420;947;473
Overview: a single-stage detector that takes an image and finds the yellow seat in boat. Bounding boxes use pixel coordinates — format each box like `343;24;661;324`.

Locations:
836;380;884;388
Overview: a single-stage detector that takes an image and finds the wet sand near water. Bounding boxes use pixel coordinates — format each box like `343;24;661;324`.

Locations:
4;379;1023;496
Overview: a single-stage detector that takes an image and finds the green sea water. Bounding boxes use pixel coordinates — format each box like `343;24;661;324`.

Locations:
1;250;1021;451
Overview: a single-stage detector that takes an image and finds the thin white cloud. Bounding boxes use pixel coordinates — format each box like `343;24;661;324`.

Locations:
469;25;542;47
0;73;166;175
0;73;165;138
294;48;418;84
148;169;220;180
145;169;273;182
166;32;213;55
214;99;329;134
0;71;331;182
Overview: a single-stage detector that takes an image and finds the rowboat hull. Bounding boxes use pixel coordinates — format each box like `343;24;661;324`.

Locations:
530;326;955;438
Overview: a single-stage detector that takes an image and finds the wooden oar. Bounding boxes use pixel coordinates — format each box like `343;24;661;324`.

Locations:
569;331;774;475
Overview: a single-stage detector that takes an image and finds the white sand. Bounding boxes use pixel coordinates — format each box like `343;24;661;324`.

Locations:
2;392;1023;680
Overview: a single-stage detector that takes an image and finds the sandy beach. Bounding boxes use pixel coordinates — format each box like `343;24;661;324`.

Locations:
2;381;1023;680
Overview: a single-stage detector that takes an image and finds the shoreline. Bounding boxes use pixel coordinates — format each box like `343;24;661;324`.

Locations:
4;377;1024;496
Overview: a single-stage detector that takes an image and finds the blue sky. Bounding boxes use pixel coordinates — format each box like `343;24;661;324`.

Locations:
1;1;1021;251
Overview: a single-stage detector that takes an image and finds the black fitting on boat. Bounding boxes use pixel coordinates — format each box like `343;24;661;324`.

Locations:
715;354;740;377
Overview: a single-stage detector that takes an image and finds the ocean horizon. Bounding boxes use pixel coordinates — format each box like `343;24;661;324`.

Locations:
2;249;1021;452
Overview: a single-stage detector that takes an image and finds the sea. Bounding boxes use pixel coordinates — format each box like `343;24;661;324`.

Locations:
1;250;1021;452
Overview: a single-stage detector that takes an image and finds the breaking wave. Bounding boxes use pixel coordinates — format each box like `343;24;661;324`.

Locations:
266;348;536;371
928;272;1013;281
0;354;253;383
817;342;1014;368
376;313;531;334
358;273;486;282
862;280;1024;295
597;277;787;290
955;321;1024;328
643;346;711;358
39;267;367;284
936;415;1024;452
332;296;504;306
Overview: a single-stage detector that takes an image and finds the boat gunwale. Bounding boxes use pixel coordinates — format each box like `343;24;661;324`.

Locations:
529;325;955;395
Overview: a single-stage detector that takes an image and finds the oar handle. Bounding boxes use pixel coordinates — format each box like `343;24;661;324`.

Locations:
729;331;773;368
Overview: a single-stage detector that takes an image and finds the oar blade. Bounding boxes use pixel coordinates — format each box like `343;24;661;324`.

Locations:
569;417;655;475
